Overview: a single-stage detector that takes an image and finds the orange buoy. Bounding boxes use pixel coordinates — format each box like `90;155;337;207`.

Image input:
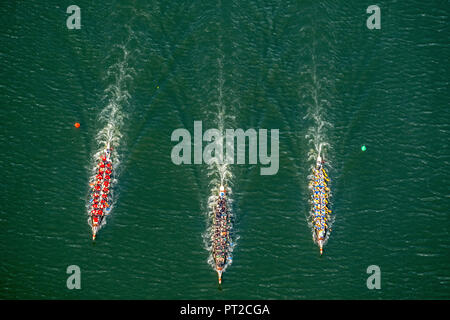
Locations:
74;122;80;128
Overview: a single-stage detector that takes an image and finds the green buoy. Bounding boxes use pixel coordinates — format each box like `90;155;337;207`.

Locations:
361;145;366;152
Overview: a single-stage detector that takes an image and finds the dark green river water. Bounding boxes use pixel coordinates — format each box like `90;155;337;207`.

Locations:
1;0;449;299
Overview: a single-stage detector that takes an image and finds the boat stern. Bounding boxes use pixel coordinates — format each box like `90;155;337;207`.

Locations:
316;155;322;167
219;185;226;198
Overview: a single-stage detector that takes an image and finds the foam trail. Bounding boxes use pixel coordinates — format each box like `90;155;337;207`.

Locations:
86;45;134;240
303;47;334;254
202;57;237;284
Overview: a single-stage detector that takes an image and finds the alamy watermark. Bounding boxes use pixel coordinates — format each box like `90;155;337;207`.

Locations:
366;265;381;290
171;121;279;175
66;5;81;30
66;265;81;289
366;5;381;30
